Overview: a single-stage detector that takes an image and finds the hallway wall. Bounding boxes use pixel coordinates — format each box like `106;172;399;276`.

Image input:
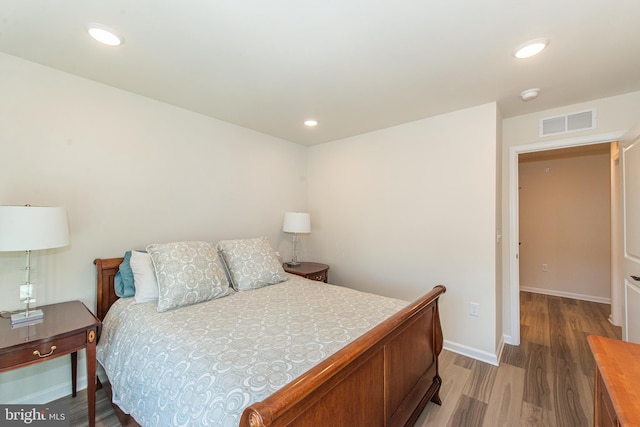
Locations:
518;147;611;301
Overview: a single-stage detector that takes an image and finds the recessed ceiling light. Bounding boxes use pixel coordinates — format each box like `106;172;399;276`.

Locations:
304;119;318;127
520;88;540;101
514;38;549;59
87;23;124;46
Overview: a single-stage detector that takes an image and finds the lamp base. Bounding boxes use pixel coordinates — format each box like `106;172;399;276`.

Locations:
11;309;44;327
285;261;301;267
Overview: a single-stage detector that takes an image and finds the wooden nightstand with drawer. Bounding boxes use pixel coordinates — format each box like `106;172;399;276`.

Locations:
0;300;101;427
283;262;330;283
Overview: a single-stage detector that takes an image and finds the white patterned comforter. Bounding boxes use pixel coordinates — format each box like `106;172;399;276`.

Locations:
97;274;408;427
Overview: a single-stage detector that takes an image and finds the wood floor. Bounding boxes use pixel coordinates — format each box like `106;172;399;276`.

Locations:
51;382;121;427
54;292;621;426
415;291;621;427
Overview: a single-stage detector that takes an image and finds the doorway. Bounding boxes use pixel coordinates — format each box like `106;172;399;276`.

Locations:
518;144;611;302
507;131;625;345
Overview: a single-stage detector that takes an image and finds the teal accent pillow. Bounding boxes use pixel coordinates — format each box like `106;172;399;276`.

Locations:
114;251;136;298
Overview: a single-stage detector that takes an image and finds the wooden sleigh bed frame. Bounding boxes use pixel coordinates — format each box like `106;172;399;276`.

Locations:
95;257;446;427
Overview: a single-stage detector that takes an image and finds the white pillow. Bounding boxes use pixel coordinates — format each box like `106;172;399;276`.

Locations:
130;250;159;304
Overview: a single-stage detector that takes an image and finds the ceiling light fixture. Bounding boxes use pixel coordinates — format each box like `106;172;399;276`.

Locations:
520;88;540;101
514;38;549;59
304;119;318;127
87;23;124;46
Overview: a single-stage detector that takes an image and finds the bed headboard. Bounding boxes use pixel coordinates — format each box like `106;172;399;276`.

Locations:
94;257;124;321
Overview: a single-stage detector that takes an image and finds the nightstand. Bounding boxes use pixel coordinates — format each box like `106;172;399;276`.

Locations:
0;300;101;427
283;262;330;283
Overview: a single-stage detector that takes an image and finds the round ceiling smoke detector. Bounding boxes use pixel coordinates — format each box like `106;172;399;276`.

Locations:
520;88;540;101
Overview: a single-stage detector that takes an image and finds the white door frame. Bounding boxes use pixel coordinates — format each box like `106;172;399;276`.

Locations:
508;130;626;345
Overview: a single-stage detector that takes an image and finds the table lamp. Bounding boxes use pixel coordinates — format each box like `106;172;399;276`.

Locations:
282;212;310;266
0;205;70;326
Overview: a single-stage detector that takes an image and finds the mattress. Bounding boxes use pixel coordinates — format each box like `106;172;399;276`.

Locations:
97;274;408;426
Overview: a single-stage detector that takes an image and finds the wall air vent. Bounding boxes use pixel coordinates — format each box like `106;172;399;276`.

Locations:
540;109;596;137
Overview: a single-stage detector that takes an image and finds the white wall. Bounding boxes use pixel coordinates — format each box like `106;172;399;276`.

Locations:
501;90;640;341
5;48;639;405
307;103;501;363
0;53;307;403
518;151;611;301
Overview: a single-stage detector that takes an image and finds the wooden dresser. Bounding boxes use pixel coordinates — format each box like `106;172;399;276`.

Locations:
588;335;640;427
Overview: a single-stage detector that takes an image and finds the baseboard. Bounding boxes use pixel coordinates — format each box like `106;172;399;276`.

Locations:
503;334;514;345
443;339;500;366
7;376;87;404
520;286;611;304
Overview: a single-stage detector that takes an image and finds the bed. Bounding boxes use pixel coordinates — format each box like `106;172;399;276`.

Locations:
94;239;445;427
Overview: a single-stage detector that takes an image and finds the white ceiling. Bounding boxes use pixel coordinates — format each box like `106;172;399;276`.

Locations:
2;1;640;146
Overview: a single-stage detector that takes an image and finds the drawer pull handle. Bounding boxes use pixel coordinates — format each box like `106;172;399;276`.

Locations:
33;345;57;358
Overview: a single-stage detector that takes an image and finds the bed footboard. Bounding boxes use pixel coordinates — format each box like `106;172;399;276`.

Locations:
240;285;446;427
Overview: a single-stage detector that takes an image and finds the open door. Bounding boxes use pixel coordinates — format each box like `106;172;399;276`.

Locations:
621;123;640;343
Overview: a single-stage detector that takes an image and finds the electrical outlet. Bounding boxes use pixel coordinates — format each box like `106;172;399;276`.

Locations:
542;264;549;272
469;302;480;317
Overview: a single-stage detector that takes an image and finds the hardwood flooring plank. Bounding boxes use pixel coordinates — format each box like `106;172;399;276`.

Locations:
549;322;578;362
446;394;487;427
573;330;596;377
415;363;472;426
527;293;551;315
438;348;456;372
520;291;533;304
576;369;595;427
50;387;121;427
501;343;526;369
582;300;622;340
576;303;613;338
563;307;589;333
520;293;549;328
453;353;475;369
521;312;551;346
462;360;499;404
522;341;552;410
592;301;616;329
520;401;557;427
552;356;590;427
560;296;578;305
481;363;525;427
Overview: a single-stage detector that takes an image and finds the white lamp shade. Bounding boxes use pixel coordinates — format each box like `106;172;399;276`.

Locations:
282;212;311;233
0;206;70;251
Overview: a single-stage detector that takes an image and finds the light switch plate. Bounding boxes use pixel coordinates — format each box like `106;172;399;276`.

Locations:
19;284;33;300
